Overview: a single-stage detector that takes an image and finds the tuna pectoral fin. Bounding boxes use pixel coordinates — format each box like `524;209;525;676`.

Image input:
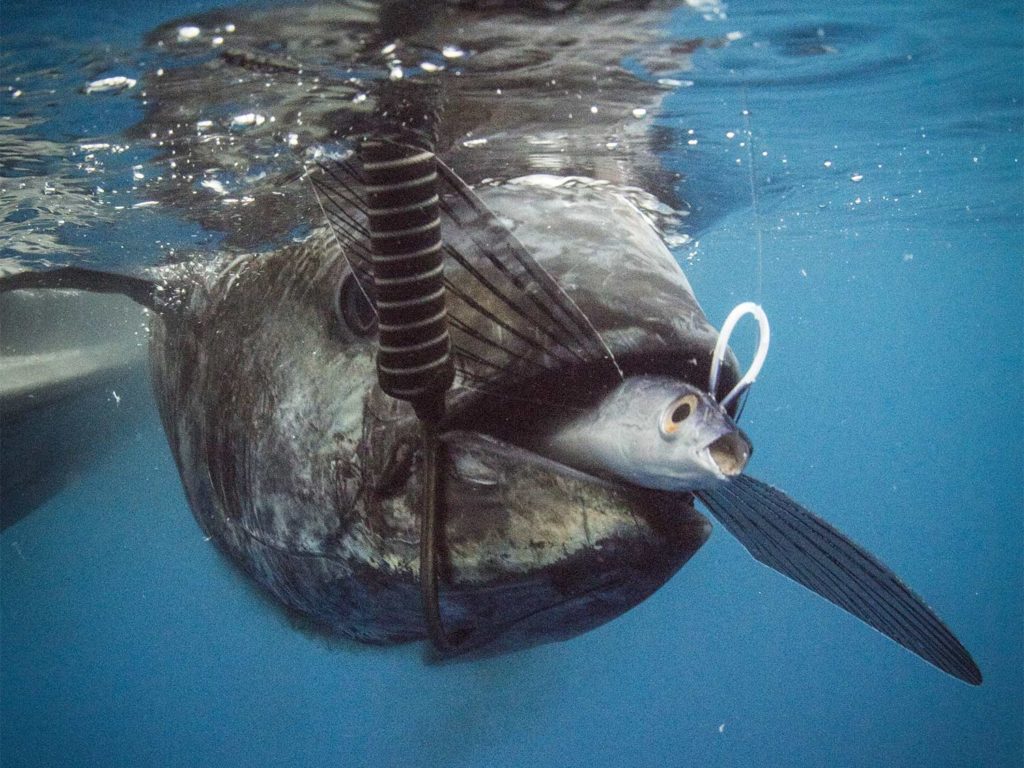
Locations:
1;266;155;524
0;266;159;311
696;475;982;686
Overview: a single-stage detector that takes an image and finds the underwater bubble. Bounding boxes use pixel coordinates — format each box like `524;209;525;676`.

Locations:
177;25;201;42
229;113;266;130
201;179;228;195
84;76;136;94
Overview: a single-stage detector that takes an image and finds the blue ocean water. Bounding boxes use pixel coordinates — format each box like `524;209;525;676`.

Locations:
1;1;1020;767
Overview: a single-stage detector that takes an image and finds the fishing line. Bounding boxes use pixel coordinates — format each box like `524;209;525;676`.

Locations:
705;85;769;420
741;86;764;304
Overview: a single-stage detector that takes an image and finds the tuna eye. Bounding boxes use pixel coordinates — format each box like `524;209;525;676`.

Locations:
660;393;699;437
337;273;376;337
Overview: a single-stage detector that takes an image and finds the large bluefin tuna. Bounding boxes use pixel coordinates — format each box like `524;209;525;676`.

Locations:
0;156;981;683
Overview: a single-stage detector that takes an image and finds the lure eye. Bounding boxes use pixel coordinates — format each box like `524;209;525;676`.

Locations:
660;393;699;437
336;273;377;337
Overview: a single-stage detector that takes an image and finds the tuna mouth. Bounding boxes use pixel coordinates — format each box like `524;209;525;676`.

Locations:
437;429;712;660
707;431;751;477
444;429;626;492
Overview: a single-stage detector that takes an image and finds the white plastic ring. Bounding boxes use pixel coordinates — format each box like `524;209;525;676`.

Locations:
708;301;771;409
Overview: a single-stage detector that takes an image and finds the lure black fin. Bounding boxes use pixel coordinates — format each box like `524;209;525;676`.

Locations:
309;150;622;411
0;266;161;312
697;475;982;685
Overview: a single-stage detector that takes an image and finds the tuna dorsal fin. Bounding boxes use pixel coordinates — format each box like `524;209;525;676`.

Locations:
0;267;161;313
309;149;622;412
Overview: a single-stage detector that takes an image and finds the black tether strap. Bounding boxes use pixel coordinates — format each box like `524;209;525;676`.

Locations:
418;422;466;652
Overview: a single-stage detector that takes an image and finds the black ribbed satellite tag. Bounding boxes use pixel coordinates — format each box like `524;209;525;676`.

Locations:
360;141;455;421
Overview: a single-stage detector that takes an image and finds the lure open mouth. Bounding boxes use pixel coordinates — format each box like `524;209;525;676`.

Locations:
706;431;751;478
